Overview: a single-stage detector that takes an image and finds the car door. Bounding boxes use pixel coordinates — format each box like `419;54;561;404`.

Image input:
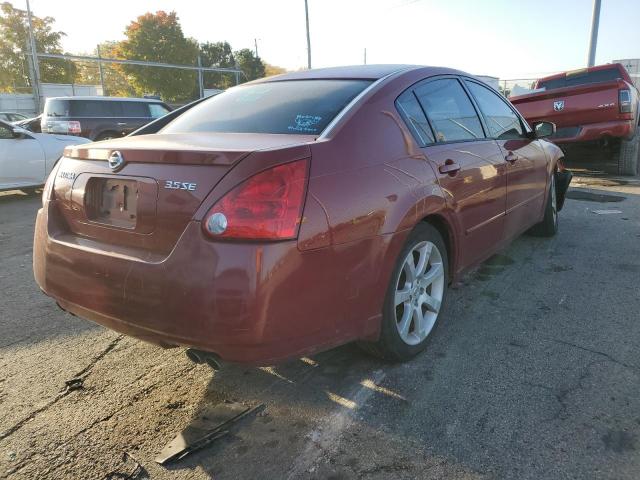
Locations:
464;80;549;240
410;77;508;271
0;121;46;188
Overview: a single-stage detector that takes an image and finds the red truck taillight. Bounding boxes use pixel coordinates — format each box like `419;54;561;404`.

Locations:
619;89;632;114
43;120;82;135
203;159;309;241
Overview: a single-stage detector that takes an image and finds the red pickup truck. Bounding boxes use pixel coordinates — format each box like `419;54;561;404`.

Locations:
510;63;640;175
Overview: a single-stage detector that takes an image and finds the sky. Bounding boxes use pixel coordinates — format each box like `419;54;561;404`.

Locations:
25;0;640;80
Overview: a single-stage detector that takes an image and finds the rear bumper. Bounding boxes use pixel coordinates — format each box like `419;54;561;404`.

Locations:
33;202;402;365
551;119;635;144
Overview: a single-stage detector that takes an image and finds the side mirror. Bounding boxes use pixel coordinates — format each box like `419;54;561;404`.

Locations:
533;121;556;139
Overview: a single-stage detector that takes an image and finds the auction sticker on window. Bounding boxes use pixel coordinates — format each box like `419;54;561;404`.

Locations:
288;114;322;133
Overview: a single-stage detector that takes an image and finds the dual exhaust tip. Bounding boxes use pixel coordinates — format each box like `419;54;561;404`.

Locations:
185;348;222;370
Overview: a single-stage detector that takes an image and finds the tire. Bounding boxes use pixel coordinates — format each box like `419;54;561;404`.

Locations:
95;132;117;142
359;223;448;361
529;173;558;237
618;134;640;176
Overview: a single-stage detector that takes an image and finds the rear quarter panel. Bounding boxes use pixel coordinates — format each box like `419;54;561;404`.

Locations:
295;72;454;341
299;75;446;250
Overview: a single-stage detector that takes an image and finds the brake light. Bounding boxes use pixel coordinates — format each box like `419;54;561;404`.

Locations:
68;121;82;134
44;120;82;135
203;159;309;240
619;89;632;113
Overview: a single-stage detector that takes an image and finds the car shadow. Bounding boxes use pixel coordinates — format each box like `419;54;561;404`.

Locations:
155;182;640;479
161;344;400;478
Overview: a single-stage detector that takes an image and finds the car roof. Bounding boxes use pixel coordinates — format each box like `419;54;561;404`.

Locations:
251;64;470;84
44;96;164;103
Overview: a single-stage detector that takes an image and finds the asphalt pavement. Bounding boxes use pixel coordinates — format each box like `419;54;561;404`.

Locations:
1;173;639;480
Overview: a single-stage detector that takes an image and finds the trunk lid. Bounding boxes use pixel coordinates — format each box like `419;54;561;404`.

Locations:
52;133;315;257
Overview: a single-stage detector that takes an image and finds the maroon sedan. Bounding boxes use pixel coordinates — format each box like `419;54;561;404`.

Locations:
33;65;571;366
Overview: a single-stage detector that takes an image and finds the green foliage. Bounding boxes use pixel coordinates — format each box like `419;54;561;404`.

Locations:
199;41;236;89
0;1;75;92
265;63;287;77
234;48;265;82
0;3;271;99
117;11;199;102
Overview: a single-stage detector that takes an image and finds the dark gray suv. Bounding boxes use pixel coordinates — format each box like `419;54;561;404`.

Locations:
41;96;171;141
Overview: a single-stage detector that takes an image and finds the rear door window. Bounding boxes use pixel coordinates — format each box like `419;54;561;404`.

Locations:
0;121;13;138
70;100;121;117
414;79;484;142
396;91;435;145
465;81;525;140
121;102;150;118
162;79;372;135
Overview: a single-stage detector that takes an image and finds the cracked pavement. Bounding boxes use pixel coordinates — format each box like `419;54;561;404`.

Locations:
1;172;639;479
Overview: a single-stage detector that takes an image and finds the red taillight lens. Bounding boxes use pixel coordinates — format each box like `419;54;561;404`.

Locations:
619;89;632;114
203;159;309;240
68;121;82;134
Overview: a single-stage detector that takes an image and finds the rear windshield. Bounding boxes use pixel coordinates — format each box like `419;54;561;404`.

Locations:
44;99;70;117
162;79;372;135
538;67;622;90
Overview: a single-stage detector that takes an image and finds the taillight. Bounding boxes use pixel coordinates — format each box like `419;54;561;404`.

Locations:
619;89;632;113
68;121;82;134
44;120;82;135
203;159;309;241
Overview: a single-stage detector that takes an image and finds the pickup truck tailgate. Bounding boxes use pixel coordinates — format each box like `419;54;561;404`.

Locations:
510;80;625;129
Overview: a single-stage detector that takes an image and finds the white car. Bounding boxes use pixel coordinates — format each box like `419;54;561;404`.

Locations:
0;120;90;193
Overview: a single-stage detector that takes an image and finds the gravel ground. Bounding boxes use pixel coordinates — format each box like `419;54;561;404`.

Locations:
1;174;639;480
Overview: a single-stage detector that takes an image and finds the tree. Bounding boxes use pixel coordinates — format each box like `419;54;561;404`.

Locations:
199;41;236;89
0;1;74;92
265;63;286;77
234;48;265;82
72;42;137;97
117;11;199;102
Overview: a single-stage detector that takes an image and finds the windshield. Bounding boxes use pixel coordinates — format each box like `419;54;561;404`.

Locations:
162;79;372;136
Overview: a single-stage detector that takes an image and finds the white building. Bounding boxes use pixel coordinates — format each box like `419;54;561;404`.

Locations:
613;58;640;90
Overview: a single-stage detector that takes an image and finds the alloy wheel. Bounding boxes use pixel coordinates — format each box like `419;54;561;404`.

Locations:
394;241;445;346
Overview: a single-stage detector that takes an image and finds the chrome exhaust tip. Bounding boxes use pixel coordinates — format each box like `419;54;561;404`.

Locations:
185;348;222;370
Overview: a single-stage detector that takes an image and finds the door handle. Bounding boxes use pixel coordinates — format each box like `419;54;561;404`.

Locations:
117;122;127;126
505;151;519;163
439;159;461;175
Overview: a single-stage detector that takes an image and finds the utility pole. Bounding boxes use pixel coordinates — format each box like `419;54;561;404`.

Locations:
364;48;367;65
254;38;259;58
97;44;106;96
25;0;41;112
197;55;204;98
304;0;311;69
587;0;601;67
